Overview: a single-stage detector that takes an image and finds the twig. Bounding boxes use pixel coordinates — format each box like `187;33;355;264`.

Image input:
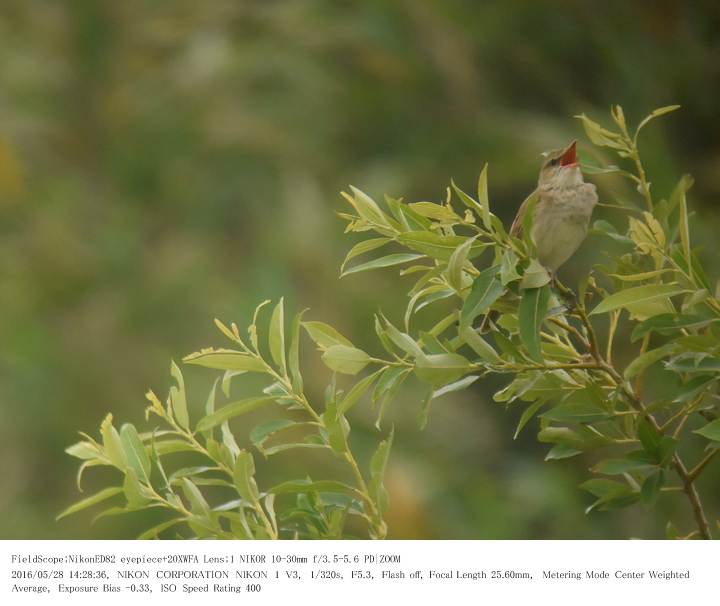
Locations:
689;450;719;482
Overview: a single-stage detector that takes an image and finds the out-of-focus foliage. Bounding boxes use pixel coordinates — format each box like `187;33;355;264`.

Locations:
2;1;720;538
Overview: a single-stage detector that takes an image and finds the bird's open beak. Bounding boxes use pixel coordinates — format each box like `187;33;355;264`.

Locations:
559;140;577;167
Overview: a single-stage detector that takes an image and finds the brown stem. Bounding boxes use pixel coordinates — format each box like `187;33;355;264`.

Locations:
672;457;712;539
689;450;719;483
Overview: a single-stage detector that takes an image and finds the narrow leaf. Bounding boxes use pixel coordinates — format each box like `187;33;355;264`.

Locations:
100;414;126;471
120;423;151;482
340;237;391;274
460;265;503;327
289;309;307;392
56;487;123;521
341;253;424;277
196;397;279;433
590;284;688;316
518;285;550;362
168;360;189;431
183;348;266;372
233;450;260;503
694;419;720;442
268;298;287;375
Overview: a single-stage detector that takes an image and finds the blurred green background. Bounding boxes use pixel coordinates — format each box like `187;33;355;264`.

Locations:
2;0;719;539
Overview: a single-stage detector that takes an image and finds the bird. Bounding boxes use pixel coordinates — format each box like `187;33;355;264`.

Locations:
510;140;598;273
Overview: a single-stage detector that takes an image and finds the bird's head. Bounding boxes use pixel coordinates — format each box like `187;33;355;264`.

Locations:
538;140;582;188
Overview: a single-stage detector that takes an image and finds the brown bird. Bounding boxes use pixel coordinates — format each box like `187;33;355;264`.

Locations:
511;140;598;272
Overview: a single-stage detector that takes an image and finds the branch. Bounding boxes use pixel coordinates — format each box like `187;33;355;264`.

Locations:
554;278;713;539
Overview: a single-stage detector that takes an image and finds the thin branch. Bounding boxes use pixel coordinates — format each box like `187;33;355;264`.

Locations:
689;450;719;483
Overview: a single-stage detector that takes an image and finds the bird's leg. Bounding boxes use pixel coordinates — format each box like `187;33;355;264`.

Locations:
551;274;577;314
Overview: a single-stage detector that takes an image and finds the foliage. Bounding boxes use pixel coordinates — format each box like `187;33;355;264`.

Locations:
63;106;719;539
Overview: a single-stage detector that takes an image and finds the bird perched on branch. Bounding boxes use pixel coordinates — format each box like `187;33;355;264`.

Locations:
511;140;598;272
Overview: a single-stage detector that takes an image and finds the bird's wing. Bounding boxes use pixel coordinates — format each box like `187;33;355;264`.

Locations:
510;188;539;238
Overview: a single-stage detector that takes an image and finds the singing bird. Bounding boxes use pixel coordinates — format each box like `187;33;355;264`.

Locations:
511;140;598;272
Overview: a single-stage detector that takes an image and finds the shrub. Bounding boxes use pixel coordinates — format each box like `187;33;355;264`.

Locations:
61;106;718;539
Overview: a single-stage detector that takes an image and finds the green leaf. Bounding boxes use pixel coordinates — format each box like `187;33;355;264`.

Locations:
460;265;503;327
589;284;688;316
321;345;371;375
250;419;297;451
417;389;434;430
538;425;612;451
120;423;151;482
673;175;693;267
637;418;662;460
397;231;481;262
593;457;655;475
369;428;394;517
580;480;639;513
540;394;612;424
631;313;718;342
183;348;266;372
579;478;629;499
694;419;720;442
514;399;548;439
414;353;470;386
672;375;716;403
544;444;582;461
641;469;665;505
500;250;522;285
289;309;307;392
263;440;326;457
56;487;124;521
520;259;551;290
151;439;196;456
169;360;189;431
233;450;260;503
341;253;424;277
373;366;408;403
137;518;185;540
340;237;392;274
458;324;500;363
269;479;362;500
268;298;287;375
214;318;241;344
380;316;423;357
196;397;279;433
405;285;452;329
100;414;126;471
302;321;353;350
623;342;679;380
665;356;720;373
432;375;480;398
575;114;627;149
408;201;458;222
338;369;384;415
447;236;476;292
344;186;392;228
518;285;550;362
181;477;211;516
65;441;103;461
635;105;681;138
168;466;219;484
323;395;349;455
477;164;492;230
607;269;674;282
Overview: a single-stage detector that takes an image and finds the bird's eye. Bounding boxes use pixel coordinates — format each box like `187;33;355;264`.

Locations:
549;158;559;166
